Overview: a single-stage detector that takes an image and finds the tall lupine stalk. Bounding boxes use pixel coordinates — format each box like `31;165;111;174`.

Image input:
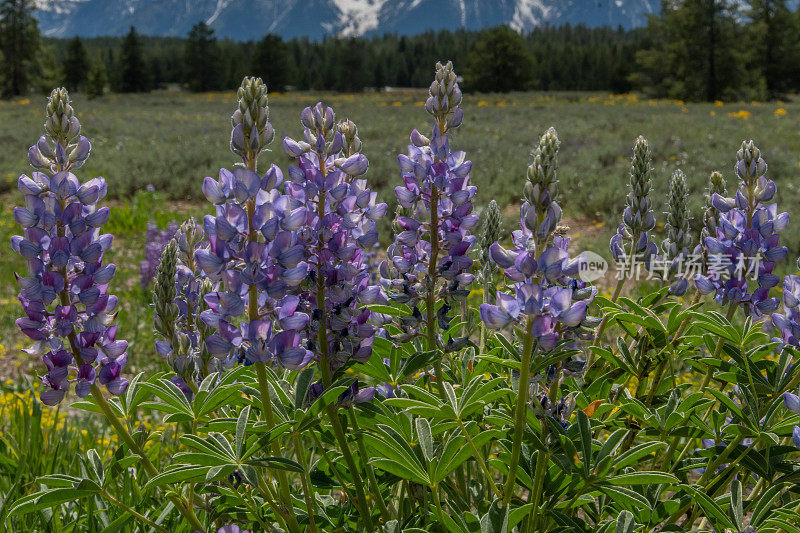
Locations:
609;136;658;295
591;136;658;352
13;88;127;405
196;77;310;532
380;61;478;391
12;89;204;530
479;127;599;506
283;102;386;529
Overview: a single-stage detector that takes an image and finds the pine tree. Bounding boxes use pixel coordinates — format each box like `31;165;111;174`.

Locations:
250;34;292;92
184;21;222;92
747;0;799;97
635;0;753;101
0;0;39;97
63;36;89;91
120;26;149;93
465;26;534;92
86;57;107;99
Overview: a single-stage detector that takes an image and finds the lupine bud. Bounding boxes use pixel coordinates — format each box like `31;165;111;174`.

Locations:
659;170;693;295
29;88;91;173
425;60;463;133
230;77;274;162
523;127;561;243
13;89;126;404
610;136;657;266
666;170;691;249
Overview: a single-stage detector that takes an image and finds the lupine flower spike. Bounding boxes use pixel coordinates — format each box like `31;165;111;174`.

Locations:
380;61;478;354
480;128;599;351
661;170;693;295
694;141;788;317
12;88;128;405
283;103;387;380
196;77;312;370
610;136;658;277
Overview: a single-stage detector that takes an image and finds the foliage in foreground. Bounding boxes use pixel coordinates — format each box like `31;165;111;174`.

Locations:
4;61;800;533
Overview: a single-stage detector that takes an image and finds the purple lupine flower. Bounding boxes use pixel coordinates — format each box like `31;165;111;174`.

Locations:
480;128;599;355
379;61;477;349
794;425;800;449
770;270;800;351
694;141;788;317
308;379;376;408
783;384;800;413
11;88;128;405
609;136;658;272
282;103;386;375
139;220;178;288
195;77;311;370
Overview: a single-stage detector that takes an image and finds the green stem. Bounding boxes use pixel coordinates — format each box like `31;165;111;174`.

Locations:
349;410;393;521
100;489;171;533
326;405;374;530
456;418;502;499
291;432;318;533
90;386;205;530
698;302;738;395
432;484;448;528
426;186;447;401
503;320;534;503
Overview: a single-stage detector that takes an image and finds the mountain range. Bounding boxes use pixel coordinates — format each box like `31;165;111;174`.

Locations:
34;0;658;40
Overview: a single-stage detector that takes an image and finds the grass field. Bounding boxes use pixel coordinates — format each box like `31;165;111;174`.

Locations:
2;89;800;376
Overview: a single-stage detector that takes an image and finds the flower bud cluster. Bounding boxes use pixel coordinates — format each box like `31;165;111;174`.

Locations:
425;60;463;133
610;136;657;266
28;88;91;172
522;127;561;244
283;102;387;373
478;200;502;289
230;77;275;163
153;220;216;391
694;141;788;316
12;89;127;405
380;62;477;349
660;170;693;295
480;128;599;353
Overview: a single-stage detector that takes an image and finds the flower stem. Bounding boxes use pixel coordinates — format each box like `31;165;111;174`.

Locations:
349;409;393;520
100;489;170;533
291;432;318;533
503;319;534;503
456;418;502;499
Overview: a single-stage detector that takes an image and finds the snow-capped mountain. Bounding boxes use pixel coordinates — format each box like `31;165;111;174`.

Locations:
34;0;658;40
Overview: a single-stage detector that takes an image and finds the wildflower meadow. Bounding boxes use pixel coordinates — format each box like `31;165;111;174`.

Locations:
3;61;800;533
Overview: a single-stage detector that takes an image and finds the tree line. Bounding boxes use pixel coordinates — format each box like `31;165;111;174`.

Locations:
1;0;798;101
